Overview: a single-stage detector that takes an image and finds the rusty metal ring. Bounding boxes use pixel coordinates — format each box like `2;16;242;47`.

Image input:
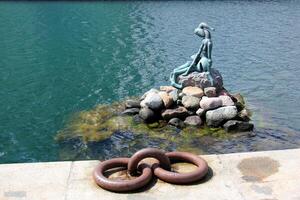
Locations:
153;152;208;184
93;157;153;192
128;148;171;175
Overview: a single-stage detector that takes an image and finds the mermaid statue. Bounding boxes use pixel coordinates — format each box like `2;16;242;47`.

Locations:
170;22;214;89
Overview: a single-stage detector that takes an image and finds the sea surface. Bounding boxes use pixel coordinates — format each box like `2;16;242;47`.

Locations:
1;1;300;163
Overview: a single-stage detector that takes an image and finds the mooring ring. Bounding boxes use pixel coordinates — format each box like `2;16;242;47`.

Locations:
153;152;208;184
93;157;153;192
128;148;171;175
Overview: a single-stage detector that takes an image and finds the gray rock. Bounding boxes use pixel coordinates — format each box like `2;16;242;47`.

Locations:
140;92;164;111
161;106;189;120
200;96;222;111
182;95;200;110
184;115;202;127
178;68;223;90
125;100;141;108
223;120;254;133
219;95;234;106
204;87;217;97
140;88;159;100
206;106;238;127
196;108;205;117
139;107;156;123
122;108;140;115
168;118;185;129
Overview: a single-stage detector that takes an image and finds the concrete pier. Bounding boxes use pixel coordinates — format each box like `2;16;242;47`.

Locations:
1;148;299;200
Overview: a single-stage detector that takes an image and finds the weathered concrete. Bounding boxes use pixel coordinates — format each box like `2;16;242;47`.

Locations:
1;148;300;200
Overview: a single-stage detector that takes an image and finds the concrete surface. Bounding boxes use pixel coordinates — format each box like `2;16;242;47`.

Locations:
1;148;300;200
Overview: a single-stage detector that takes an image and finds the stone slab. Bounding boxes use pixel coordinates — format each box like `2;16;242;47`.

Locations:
0;161;72;200
1;149;300;200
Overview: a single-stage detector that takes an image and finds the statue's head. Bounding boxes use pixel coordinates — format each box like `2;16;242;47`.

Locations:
195;22;214;39
199;22;214;31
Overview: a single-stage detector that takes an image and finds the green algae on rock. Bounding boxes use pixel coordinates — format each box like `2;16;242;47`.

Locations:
55;98;235;160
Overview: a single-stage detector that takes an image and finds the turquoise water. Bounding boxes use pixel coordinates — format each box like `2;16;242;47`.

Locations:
1;1;300;163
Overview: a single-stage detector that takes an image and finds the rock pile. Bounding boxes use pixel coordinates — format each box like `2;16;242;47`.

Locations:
123;71;253;133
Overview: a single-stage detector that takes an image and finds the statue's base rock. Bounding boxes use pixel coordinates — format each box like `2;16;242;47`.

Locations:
177;68;223;90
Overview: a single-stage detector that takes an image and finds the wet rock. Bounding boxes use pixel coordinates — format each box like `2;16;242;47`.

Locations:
161;106;189;120
206;106;238;127
182;95;200;110
178;68;223;90
140;92;164;111
160;86;176;93
125;100;141;108
232;93;246;111
204;87;217;97
182;86;204;98
168;118;185;129
196;108;205;117
232;93;245;105
219;95;235;106
200;96;222;111
139;107;157;123
169;89;179;102
184;115;202;127
223;120;254;133
122;108;140;115
158;91;173;108
238;108;252;122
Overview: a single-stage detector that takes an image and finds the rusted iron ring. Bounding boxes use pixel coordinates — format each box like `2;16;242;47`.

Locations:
128;148;171;175
153;152;208;184
93;157;153;192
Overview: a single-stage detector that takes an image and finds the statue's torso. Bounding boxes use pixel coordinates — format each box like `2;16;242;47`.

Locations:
201;38;212;60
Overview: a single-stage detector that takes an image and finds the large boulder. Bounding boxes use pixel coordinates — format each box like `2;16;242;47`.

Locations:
206;106;238;127
200;96;222;111
161;106;189;120
140;92;164;111
184;115;202;127
182;86;204;98
177;68;223;90
182;95;200;110
223;120;254;133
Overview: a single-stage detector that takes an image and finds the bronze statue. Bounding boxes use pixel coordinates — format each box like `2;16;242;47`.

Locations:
170;22;214;89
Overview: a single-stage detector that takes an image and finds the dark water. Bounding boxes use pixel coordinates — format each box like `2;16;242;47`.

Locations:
1;1;300;163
